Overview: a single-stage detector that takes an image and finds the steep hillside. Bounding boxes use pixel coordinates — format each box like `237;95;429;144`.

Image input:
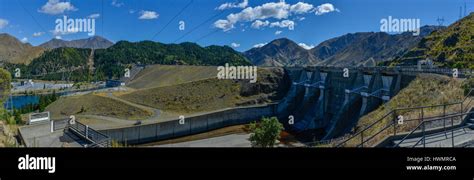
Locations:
391;13;474;68
127;65;218;89
94;41;252;79
4;47;92;82
0;34;44;64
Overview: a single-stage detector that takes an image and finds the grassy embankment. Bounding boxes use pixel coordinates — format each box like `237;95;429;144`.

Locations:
46;93;153;120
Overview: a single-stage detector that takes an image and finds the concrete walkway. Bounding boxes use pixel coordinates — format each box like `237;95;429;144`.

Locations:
394;126;474;147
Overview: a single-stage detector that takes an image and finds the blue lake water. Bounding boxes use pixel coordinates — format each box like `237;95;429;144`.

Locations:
3;87;106;110
3;95;40;110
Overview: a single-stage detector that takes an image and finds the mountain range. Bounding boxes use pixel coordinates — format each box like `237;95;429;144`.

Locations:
0;35;113;64
39;36;114;49
1;12;472;70
0;33;45;64
244;26;443;67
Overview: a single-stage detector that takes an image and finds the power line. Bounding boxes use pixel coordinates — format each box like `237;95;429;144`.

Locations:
15;0;52;39
194;29;220;43
173;10;227;43
150;0;194;40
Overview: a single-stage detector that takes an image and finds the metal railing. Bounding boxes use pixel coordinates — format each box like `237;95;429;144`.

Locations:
68;121;111;148
335;88;474;147
394;111;474;148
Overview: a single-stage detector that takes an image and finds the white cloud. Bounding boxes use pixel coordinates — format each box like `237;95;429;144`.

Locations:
111;0;124;7
39;0;77;15
88;13;100;19
55;36;62;39
214;1;290;31
21;37;28;43
129;9;136;14
217;0;249;10
139;11;159;20
253;42;267;48
275;30;282;35
270;20;295;30
315;3;339;15
0;18;8;29
231;42;240;48
214;1;338;31
251;20;269;29
298;43;315;50
33;32;45;37
290;2;314;14
213;19;234;32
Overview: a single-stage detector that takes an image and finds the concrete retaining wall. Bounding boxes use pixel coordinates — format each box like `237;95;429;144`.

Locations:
100;104;277;145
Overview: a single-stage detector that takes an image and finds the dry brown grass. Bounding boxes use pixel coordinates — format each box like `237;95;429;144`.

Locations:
46;94;153;120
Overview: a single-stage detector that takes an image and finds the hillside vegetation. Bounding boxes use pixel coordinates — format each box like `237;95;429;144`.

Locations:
94;41;251;79
4;41;251;82
4;47;92;82
392;13;474;68
0;69;13;147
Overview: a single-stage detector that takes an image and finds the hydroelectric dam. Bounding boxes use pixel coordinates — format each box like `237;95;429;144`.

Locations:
94;66;467;146
25;66;468;147
275;66;469;142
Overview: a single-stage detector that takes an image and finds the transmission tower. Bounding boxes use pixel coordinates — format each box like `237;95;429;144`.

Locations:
437;17;445;26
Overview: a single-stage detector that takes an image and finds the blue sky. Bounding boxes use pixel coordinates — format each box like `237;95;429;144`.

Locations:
0;0;472;51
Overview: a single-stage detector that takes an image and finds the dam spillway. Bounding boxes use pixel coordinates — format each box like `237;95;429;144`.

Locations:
277;66;418;141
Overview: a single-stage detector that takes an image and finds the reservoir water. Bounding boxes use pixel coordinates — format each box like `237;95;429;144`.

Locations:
3;95;40;110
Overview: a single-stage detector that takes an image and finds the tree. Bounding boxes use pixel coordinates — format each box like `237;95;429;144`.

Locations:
13;109;22;124
249;117;284;148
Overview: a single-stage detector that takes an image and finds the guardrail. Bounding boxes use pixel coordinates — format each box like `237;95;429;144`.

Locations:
394;111;474;148
68;121;111;148
334;88;474;147
284;66;474;78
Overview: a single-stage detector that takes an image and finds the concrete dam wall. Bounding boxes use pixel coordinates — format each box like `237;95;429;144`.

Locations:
97;66;420;145
99;105;277;145
278;67;417;140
